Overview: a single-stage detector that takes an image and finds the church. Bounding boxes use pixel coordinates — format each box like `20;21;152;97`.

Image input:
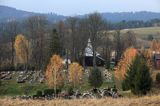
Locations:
83;39;105;67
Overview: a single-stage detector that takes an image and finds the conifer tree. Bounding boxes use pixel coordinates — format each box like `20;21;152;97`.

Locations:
122;55;152;95
88;68;103;88
49;29;62;57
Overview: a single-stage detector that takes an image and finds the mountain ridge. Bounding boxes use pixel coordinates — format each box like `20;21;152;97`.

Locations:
0;5;160;23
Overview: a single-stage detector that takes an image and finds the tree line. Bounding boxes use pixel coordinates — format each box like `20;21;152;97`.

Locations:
0;13;137;71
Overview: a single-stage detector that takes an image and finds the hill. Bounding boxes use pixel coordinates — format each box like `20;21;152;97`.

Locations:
1;5;160;23
121;27;160;38
0;5;66;23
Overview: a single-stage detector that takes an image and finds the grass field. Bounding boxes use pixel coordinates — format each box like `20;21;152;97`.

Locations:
0;95;160;106
121;27;160;38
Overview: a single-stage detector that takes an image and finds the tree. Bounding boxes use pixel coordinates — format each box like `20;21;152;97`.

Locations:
66;17;79;62
122;55;152;95
45;54;64;96
101;32;112;69
77;19;90;67
14;34;30;70
88;68;103;88
69;62;84;88
6;20;18;68
87;13;105;68
113;30;123;65
123;31;137;48
56;20;66;56
25;16;47;70
49;29;62;57
115;47;137;80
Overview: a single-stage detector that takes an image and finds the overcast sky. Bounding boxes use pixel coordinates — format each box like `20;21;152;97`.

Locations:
0;0;160;16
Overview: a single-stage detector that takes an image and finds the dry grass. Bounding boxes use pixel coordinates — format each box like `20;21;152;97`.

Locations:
1;95;160;106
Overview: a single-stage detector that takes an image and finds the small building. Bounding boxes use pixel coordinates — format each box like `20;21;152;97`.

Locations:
83;39;105;67
153;54;160;69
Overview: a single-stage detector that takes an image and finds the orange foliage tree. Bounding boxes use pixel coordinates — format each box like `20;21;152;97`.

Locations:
45;54;64;95
143;48;153;69
14;34;30;67
69;62;84;88
115;47;137;80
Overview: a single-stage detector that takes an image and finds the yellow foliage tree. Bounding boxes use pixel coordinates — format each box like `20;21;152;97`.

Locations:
69;62;84;88
14;34;30;67
115;47;137;80
45;54;64;95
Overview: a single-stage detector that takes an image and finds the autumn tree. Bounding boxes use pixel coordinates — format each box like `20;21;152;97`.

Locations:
115;47;137;80
14;34;30;70
69;62;84;89
45;55;64;96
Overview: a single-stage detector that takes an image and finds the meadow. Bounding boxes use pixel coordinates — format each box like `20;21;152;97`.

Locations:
1;95;160;106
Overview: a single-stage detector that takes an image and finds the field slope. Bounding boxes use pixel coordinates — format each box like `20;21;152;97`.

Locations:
121;27;160;38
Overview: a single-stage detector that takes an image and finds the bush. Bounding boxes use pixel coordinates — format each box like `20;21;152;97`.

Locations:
36;90;42;96
44;89;54;96
156;73;160;84
122;78;130;91
147;34;154;41
43;88;61;96
66;86;74;95
88;68;103;88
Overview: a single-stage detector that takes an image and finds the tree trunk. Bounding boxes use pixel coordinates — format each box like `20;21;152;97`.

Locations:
54;69;57;98
93;46;97;68
11;37;14;69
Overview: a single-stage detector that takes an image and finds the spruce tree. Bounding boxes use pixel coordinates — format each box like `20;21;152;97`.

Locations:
88;68;103;88
134;59;152;95
49;29;62;56
122;55;152;95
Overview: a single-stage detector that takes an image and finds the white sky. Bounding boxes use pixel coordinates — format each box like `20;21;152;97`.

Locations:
0;0;160;16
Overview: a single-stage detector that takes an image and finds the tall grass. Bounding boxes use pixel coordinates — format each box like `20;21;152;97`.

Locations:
0;95;160;106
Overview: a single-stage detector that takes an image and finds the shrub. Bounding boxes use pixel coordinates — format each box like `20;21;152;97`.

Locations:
88;68;103;88
43;88;61;96
36;90;42;96
44;89;54;96
156;73;160;84
67;86;74;95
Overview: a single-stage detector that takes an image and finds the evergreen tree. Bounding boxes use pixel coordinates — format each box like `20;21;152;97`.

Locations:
122;55;152;95
88;68;103;88
122;55;140;91
44;29;63;71
49;29;62;56
134;59;152;95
